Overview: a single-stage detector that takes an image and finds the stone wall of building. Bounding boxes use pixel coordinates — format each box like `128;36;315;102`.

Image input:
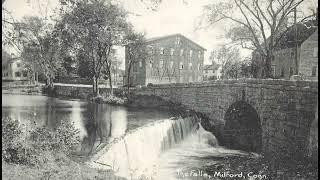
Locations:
271;47;300;79
125;34;205;86
132;79;318;159
299;29;318;81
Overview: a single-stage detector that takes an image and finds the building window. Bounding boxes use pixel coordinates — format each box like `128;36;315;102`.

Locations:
198;64;201;71
149;61;153;68
280;67;285;77
133;64;138;72
198;51;201;58
160;47;164;55
159;60;164;69
175;36;180;45
290;51;294;57
180;49;184;56
311;66;317;76
170;61;173;69
15;72;21;77
271;55;275;61
189;63;192;70
170;48;174;56
189;50;193;57
148;46;154;55
289;67;294;76
271;65;276;77
23;71;28;77
179;62;184;69
313;47;318;57
17;63;21;68
139;61;142;67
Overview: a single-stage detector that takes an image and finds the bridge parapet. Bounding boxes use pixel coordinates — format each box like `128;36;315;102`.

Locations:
133;79;318;160
141;79;318;92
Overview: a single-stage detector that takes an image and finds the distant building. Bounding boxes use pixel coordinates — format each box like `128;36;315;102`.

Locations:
299;29;318;80
2;52;29;81
203;62;222;81
125;33;206;86
252;19;318;80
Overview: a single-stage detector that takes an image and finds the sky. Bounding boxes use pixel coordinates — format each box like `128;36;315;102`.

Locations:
3;0;318;67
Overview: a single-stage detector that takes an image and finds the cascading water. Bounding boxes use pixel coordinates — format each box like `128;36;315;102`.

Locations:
90;117;248;180
90;116;198;179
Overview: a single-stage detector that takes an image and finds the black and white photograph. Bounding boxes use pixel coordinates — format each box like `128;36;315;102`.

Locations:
2;0;318;179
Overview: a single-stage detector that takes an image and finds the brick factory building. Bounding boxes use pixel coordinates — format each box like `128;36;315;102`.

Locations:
125;34;206;86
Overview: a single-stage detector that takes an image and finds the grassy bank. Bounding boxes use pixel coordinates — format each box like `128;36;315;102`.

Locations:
1;117;124;180
2;155;123;180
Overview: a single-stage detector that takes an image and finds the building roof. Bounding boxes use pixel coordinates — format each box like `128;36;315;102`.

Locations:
274;19;318;50
252;19;318;55
2;51;13;66
2;51;20;66
204;63;220;71
146;33;206;51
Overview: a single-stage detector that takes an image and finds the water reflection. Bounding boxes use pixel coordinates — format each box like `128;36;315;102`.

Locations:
2;94;170;156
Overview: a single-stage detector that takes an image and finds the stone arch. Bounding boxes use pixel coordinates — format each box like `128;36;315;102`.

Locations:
223;101;262;152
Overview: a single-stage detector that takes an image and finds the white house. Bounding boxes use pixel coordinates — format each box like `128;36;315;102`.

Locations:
203;63;222;81
2;56;29;81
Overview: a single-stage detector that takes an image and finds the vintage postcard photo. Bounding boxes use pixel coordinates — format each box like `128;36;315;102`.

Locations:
2;0;318;179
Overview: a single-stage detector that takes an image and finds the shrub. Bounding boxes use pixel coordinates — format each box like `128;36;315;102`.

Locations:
104;95;127;105
30;120;80;155
2;117;80;166
90;95;127;105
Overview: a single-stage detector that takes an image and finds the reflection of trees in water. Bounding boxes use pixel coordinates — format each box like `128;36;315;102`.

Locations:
45;97;59;130
81;103;112;155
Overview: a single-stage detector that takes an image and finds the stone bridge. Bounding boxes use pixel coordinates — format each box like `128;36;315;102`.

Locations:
132;79;318;160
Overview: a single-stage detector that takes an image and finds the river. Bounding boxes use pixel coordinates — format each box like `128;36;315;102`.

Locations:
2;94;251;180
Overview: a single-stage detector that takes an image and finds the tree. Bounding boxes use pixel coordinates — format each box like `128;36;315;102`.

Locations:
211;45;242;79
240;57;254;78
123;29;148;95
203;0;315;78
57;0;130;96
62;56;75;75
16;16;62;85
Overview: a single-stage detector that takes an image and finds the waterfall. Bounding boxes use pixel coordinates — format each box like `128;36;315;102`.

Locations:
89;116;198;179
197;122;219;147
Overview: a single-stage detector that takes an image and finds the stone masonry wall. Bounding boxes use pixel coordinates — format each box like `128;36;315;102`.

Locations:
133;79;318;159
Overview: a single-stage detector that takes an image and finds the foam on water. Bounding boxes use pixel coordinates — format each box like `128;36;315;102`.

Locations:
90;119;249;180
90;117;198;179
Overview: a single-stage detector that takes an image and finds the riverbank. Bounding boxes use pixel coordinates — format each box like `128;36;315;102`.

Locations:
2;156;124;180
1;116;124;180
2;85;42;95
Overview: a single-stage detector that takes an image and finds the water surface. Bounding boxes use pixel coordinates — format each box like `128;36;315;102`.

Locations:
2;94;172;155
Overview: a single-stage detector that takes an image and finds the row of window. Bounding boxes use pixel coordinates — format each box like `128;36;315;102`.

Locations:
2;71;28;78
263;47;317;61
149;60;202;70
2;63;22;69
144;75;202;82
149;47;202;58
271;66;317;77
204;69;216;74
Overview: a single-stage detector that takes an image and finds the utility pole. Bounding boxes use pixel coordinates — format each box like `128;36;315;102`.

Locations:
294;7;299;75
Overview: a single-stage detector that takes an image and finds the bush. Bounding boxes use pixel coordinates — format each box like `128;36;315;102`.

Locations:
2;117;80;166
90;95;127;105
104;95;127;105
2;116;118;179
